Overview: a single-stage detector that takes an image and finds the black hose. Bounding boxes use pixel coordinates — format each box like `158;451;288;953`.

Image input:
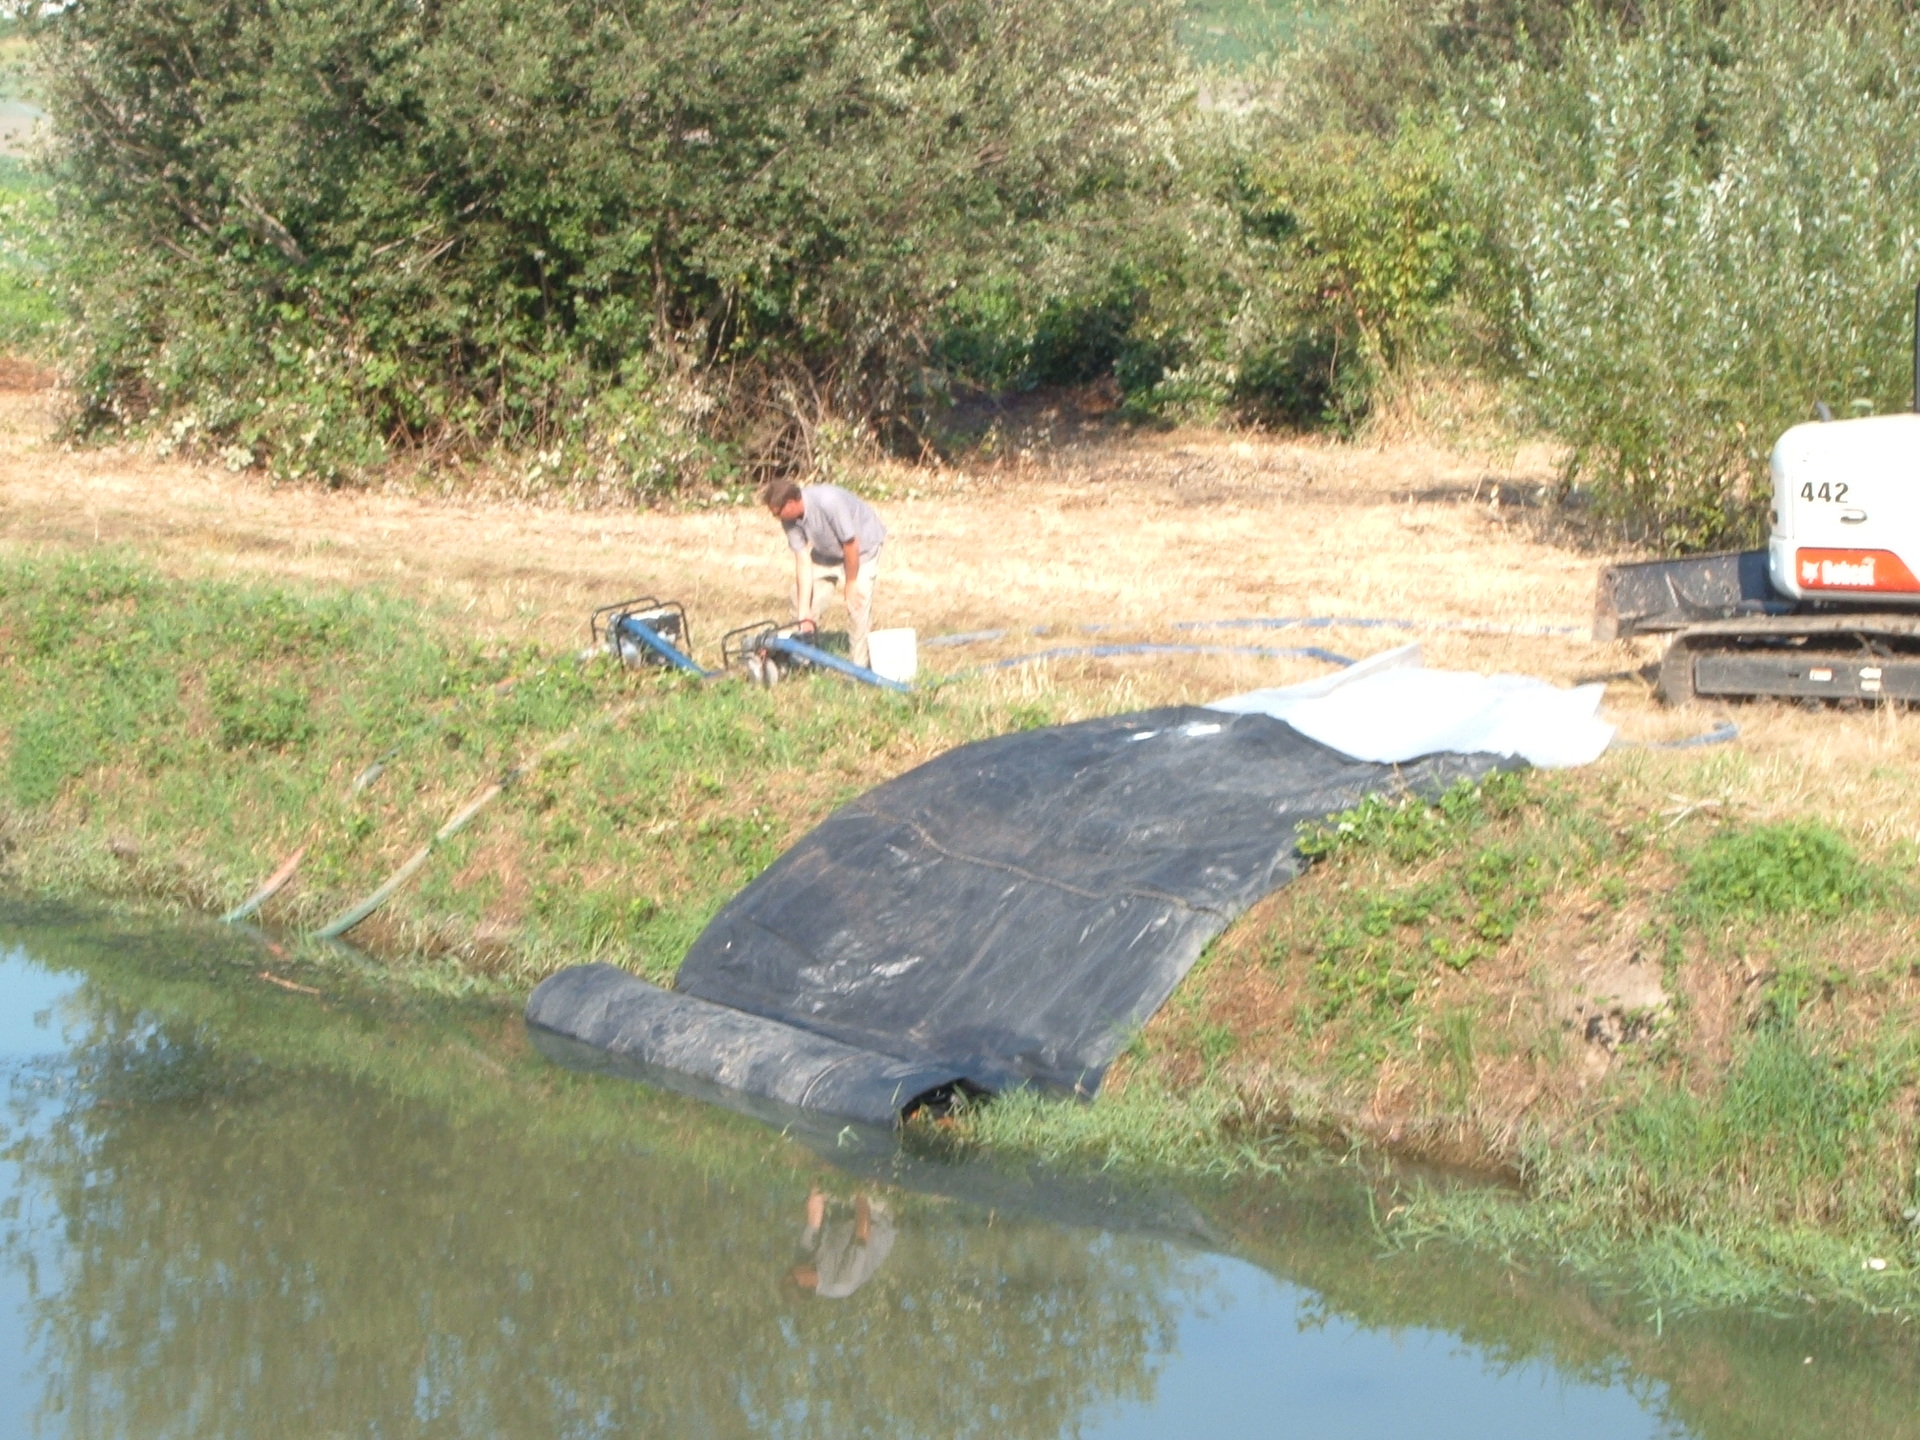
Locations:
922;613;1585;651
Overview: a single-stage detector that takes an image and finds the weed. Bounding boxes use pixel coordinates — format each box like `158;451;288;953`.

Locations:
1678;822;1880;925
1291;775;1553;1032
209;671;316;752
1438;1007;1476;1104
1296;770;1530;864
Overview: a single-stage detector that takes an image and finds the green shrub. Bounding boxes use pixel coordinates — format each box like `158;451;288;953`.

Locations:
1224;124;1477;428
929;113;1479;433
0;160;55;354
38;0;1186;484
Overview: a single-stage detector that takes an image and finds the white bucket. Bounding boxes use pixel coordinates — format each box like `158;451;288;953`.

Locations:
867;627;918;684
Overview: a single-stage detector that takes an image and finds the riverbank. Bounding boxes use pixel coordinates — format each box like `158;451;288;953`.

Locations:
0;394;1916;1318
3;548;1914;1319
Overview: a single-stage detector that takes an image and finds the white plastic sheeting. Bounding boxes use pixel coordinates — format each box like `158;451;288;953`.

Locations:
1207;644;1614;769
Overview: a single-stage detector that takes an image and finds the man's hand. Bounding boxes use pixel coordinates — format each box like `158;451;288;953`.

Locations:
797;617;817;636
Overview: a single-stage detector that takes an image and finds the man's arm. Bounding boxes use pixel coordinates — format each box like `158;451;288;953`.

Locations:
840;535;860;595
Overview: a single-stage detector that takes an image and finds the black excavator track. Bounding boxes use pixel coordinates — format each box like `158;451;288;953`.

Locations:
1655;614;1920;705
1595;551;1920;705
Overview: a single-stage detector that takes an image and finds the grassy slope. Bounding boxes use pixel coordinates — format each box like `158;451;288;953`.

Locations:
0;552;1074;989
966;766;1920;1315
0;553;1916;1317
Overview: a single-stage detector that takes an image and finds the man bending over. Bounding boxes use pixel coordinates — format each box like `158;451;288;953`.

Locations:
759;478;887;668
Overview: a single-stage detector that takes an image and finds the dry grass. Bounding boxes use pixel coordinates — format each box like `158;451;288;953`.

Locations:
7;376;1913;787
0;383;1589;662
12;372;1920;847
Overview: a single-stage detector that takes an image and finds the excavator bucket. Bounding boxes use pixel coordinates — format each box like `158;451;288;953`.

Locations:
1592;550;1784;641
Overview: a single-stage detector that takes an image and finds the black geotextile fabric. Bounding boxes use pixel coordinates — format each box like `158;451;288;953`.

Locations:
529;706;1501;1123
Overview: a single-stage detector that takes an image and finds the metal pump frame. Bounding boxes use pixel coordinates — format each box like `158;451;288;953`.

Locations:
590;597;711;676
721;619;910;692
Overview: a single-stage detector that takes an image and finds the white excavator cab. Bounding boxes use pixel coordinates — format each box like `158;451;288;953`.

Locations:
1769;411;1920;604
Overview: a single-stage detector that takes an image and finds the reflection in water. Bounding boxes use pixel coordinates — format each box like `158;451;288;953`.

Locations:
0;910;1910;1440
1;956;1195;1438
795;1186;895;1299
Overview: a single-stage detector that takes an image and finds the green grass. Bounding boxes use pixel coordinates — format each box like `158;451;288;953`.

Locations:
1678;821;1883;924
2;552;1917;1317
0;552;1062;983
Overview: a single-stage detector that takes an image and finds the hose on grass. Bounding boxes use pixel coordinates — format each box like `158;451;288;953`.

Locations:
315;774;517;939
922;613;1587;650
219;667;567;932
1614;719;1741;751
219;846;308;924
936;617;1740;751
965;642;1353;674
1178;615;1586;640
310;696;647;940
220;736;419;926
224;603;1686;942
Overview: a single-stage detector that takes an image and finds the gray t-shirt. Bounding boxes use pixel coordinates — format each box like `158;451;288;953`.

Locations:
783;484;885;567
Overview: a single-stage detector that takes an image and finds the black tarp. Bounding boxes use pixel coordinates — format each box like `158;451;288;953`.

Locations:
528;706;1500;1123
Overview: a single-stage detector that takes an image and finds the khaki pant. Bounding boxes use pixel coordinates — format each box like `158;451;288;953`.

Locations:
796;559;878;668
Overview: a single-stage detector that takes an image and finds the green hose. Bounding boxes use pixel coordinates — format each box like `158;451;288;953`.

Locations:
315;772;518;939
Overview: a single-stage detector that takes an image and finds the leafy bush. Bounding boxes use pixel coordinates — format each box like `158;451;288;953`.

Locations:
932;118;1479;433
1468;0;1920;547
1223;124;1477;427
38;0;1185;485
1276;0;1920;543
0;160;56;353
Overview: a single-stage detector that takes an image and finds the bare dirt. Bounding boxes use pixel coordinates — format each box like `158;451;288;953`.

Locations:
0;383;1613;683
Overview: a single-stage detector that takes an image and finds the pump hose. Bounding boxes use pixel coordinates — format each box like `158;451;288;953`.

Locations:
311;698;646;940
921;614;1586;650
965;642;1354;673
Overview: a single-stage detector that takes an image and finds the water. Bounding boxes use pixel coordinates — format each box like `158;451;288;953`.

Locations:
0;907;1911;1438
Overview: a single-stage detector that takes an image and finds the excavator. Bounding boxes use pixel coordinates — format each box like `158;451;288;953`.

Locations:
1596;284;1920;704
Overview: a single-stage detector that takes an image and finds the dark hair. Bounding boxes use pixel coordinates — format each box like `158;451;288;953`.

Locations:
759;478;803;511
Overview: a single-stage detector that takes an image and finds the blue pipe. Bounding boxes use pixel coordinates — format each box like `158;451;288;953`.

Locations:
615;613;714;677
762;635;913;693
970;643;1353;673
921;628;1012;649
1614;720;1740;751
